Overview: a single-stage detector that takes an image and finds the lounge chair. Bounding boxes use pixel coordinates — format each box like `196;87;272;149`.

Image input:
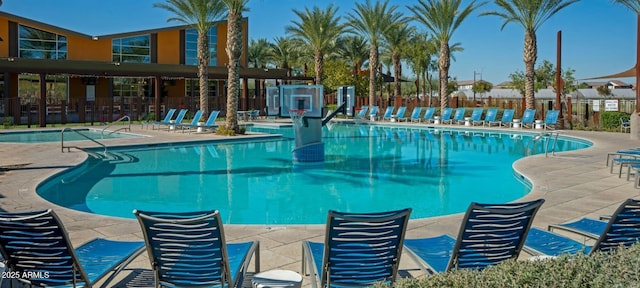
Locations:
134;210;260;288
403;199;544;274
355;105;369;120
524;198;640;257
410;107;423;123
488;109;514;127
439;108;453;124
421;107;436;123
477;108;497;126
175;109;203;133
154;108;187;130
0;209;145;287
368;106;380;121
382;106;394;121
621;117;631;133
444;108;465;125
143;108;176;129
543;110;560;130
520;109;536;129
468;108;483;125
302;208;411;288
196;110;220;132
394;106;407;122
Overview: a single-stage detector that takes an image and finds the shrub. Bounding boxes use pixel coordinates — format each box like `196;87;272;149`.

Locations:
601;111;630;129
381;243;640;288
215;125;246;136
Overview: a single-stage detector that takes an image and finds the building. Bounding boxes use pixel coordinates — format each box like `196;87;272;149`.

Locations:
0;11;293;126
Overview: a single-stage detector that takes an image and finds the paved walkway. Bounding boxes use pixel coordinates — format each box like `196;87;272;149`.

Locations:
0;121;639;287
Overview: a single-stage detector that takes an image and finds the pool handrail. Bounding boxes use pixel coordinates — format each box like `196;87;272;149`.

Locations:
101;115;131;137
61;128;107;153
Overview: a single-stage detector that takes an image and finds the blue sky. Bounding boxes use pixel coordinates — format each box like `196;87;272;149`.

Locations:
1;0;636;84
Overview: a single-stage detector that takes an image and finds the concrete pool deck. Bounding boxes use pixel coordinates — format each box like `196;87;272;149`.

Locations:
0;121;638;287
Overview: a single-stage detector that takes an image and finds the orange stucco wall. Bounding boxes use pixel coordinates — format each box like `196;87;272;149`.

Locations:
67;36;111;61
157;30;181;64
0;18;9;57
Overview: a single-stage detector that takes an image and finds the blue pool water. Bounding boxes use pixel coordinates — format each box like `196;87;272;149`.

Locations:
37;124;591;224
0;129;141;143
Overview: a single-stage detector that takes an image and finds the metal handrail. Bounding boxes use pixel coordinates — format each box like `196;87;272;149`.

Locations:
101;115;131;137
526;130;562;157
61;128;107;153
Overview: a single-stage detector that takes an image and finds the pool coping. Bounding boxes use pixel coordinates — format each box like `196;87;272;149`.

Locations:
0;121;638;286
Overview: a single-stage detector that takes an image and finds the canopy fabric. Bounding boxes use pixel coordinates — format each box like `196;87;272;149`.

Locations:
582;66;636;80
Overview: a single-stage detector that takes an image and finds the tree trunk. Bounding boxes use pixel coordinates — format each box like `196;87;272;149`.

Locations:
225;10;242;133
439;41;450;112
368;45;378;106
314;50;323;86
197;32;209;119
393;51;401;99
524;31;537;110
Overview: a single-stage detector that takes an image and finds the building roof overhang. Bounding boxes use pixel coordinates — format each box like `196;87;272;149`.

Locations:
0;57;306;80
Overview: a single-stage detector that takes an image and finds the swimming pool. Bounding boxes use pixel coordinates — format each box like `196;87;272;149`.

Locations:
37;124;591;224
0;129;142;143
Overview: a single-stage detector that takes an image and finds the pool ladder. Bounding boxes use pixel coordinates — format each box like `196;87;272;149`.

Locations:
101;115;131;137
526;131;562;157
61;128;107;153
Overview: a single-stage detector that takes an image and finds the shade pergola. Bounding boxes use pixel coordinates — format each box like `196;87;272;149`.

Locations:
582;66;636;80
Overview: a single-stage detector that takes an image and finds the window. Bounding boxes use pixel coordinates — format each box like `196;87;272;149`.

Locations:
18;25;67;59
185;26;217;66
112;35;151;63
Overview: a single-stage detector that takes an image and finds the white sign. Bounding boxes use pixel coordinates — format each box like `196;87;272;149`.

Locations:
592;100;600;112
604;100;618;112
86;85;95;102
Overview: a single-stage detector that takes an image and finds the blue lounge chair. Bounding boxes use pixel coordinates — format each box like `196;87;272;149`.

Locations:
543;110;560;130
154;108;187;130
524;198;640;257
439;108;453;124
489;109;514;127
197;110;220;132
134;210;260;288
355;105;369;119
445;108;465;125
421;107;436;123
520;109;536;129
144;108;176;129
382;106;394;121
368;106;380;121
410;107;423;123
404;199;544;274
302;208;411;288
395;106;407;122
477;108;498;126
0;209;145;288
176;109;203;133
468;108;483;125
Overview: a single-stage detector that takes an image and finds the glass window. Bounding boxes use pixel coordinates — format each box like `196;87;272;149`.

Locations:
112;34;151;63
18;25;68;60
185;26;217;66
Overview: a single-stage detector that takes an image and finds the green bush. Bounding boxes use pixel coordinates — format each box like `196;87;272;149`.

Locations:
601;111;630;129
382;243;640;288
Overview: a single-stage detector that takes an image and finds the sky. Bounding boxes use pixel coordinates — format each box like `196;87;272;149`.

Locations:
1;0;636;85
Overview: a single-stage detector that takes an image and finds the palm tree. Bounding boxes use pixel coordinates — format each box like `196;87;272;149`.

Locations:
405;32;436;106
334;35;369;75
382;21;412;101
270;37;303;79
286;5;346;86
222;0;249;134
481;0;579;110
154;0;226;119
347;0;403;107
248;38;271;109
410;0;484;113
